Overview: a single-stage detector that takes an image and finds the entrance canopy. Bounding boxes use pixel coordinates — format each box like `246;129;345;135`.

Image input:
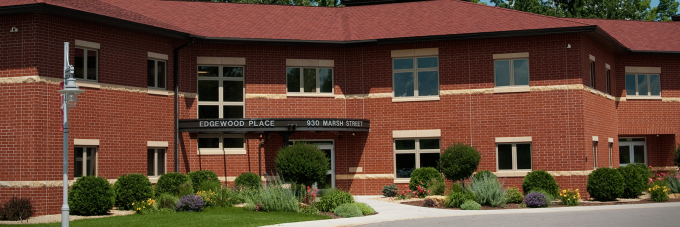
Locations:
179;118;370;133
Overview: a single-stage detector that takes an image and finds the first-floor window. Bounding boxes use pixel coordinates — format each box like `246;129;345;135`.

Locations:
605;69;611;94
147;148;166;176
394;138;440;179
497;143;531;171
593;142;598;169
75;147;97;177
198;133;245;154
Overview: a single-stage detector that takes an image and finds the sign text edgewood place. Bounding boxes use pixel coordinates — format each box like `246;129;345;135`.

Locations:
195;119;367;128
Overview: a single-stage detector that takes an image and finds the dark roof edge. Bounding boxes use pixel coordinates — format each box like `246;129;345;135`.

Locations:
191;35;378;45
0;3;190;40
629;50;680;54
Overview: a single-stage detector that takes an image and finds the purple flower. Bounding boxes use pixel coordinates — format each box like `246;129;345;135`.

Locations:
177;195;204;212
524;192;548;208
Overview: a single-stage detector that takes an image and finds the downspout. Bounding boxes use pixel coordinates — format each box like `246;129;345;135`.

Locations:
174;38;194;173
258;133;268;177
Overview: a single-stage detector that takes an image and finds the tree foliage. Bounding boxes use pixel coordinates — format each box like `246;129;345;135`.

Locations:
483;0;678;21
183;0;341;7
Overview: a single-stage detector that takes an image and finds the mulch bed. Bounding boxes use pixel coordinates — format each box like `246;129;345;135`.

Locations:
401;198;680;210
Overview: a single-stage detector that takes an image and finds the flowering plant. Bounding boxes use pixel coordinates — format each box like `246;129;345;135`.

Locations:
132;198;158;214
558;189;580;206
649;185;670;202
302;186;318;205
412;182;431;198
524;192;549;208
176;195;204;212
197;190;217;207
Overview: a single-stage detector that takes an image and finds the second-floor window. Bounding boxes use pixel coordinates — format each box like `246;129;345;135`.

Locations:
494;58;529;87
74;47;98;81
286;68;333;94
147;59;166;89
197;66;244;118
393;57;439;97
626;74;660;97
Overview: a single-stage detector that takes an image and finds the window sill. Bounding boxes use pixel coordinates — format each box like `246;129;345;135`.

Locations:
147;176;160;184
625;96;662;100
76;80;101;89
393;179;410;184
286;93;335;98
148;88;170;96
494;171;531;177
392;96;440;102
493;86;530;94
197;149;246;155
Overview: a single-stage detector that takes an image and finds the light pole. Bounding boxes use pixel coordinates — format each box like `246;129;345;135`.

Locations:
57;42;83;227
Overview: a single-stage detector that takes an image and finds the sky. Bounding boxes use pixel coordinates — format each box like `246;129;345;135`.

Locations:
478;0;678;14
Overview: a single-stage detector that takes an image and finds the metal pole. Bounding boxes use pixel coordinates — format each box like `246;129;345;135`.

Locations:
61;42;70;227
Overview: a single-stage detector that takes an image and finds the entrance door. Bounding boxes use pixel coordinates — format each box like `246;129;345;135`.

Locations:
619;138;647;166
291;140;335;188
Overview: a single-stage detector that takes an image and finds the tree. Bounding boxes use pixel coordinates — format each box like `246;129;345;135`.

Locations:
181;0;341;7
275;142;330;187
487;0;678;21
438;143;481;187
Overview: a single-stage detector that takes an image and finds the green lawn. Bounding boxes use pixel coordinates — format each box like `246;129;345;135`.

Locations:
8;207;331;227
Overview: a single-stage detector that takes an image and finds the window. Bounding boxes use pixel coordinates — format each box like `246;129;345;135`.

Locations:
590;61;596;89
608;142;613;167
197;66;244;118
626;74;660;97
593;142;598;169
394;138;440;179
494;58;529;87
392;57;439;98
286;68;333;94
605;69;611;94
148;59;166;89
74;147;97;177
197;133;245;155
147;148;166;176
619;138;646;166
496;143;531;171
74;47;98;81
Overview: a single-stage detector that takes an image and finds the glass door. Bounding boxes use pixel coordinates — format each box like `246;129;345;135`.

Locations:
290;141;335;188
619;138;646;166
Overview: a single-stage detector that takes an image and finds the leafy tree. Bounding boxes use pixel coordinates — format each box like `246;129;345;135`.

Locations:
275;142;330;186
438;143;481;187
486;0;678;21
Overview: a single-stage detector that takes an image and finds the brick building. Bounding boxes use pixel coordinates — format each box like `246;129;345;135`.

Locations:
1;0;679;215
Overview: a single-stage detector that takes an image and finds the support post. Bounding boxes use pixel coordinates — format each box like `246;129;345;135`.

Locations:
61;42;70;227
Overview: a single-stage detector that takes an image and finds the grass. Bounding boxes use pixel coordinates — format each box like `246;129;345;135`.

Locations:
6;207;331;227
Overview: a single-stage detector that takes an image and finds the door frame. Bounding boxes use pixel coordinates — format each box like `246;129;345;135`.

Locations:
290;139;335;188
618;138;647;166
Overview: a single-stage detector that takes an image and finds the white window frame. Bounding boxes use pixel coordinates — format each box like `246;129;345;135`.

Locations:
148;58;167;89
74;47;99;81
74;146;97;177
197;133;246;155
593;142;598;169
147;148;166;177
618;137;647;166
625;73;661;98
392;56;439;100
197;65;245;118
285;67;334;96
493;58;530;88
393;138;441;182
496;143;532;172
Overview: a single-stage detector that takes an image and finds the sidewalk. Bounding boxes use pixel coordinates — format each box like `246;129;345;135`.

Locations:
264;196;680;227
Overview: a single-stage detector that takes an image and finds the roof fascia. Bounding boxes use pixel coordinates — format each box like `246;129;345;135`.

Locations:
629;50;680;55
191;35;377;47
0;3;190;40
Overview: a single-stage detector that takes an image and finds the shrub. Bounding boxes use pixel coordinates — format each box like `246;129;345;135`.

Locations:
333;203;362;218
587;168;625;201
197;190;218;207
524;192;549;208
667;174;680;194
558;189;581;206
248;181;299;212
460;200;481;210
300;206;319;215
423;198;438;207
444;191;476;208
275;142;330;186
176;195;204;212
2;197;33;221
428;178;446;196
469;174;506;207
355;203;375;215
411;182;429;198
450;183;465;194
618;165;649;198
155;172;191;196
522;170;559;198
178;181;194;197
132;198;158;214
382;185;398;197
235;172;262;189
649;184;670;202
409;167;444;191
504;187;524;204
188;170;220;192
156;193;179;210
438;143;481;183
473;170;497;182
316;189;354;212
197;181;222;193
69;176;115;216
113;173;154;210
215;188;238;207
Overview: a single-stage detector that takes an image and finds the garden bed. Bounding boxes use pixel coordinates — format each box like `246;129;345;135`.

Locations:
400;198;680;210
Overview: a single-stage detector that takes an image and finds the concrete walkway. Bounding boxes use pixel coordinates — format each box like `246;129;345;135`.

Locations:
263;196;680;227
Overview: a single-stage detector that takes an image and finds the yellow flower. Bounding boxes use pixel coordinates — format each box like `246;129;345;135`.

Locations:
137;208;141;211
575;189;579;191
563;190;567;193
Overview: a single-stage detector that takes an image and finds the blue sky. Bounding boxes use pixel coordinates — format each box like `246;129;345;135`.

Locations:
478;0;678;14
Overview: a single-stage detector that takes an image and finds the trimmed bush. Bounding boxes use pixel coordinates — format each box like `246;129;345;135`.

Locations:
409;167;444;191
618;165;649;198
382;185;398;197
156;193;179;210
188;170;220;192
472;170;497;182
504;187;524;204
275;142;330;186
176;195;204;212
439;143;481;183
460;200;481;210
69;176;115;216
333;203;362;218
235;172;262;189
155;172;191;196
2;197;33;221
355;203;375;215
522;170;559;198
469;174;506;207
113;173;154;210
444;191;476;208
524;191;549;208
587;168;625;201
316;189;354;212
